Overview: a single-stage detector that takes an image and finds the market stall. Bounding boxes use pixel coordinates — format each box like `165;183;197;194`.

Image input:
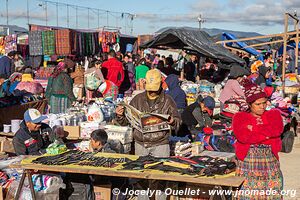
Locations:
11;151;244;200
0;99;48;128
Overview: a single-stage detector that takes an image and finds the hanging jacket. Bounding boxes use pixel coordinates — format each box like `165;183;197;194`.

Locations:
165;74;186;109
102;58;124;87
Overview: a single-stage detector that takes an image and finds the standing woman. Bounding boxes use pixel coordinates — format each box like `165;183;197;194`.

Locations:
45;62;76;114
84;60;105;103
232;83;283;200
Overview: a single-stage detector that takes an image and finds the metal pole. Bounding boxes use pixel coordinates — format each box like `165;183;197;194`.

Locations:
67;5;70;28
124;14;127;34
88;8;90;29
27;0;29;25
131;15;133;35
282;13;289;95
56;2;58;26
97;9;100;28
106;11;109;26
45;1;48;26
76;6;78;28
6;0;8;25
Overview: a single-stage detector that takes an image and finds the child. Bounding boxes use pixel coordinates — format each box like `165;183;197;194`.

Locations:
90;129;117;153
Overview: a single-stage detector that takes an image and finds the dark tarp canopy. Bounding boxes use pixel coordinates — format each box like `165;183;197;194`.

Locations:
140;28;244;64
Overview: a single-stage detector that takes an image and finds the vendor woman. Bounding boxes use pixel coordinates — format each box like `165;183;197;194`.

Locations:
232;83;283;199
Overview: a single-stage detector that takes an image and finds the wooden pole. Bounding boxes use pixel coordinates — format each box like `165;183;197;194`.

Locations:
295;19;299;73
282;13;289;95
215;30;300;45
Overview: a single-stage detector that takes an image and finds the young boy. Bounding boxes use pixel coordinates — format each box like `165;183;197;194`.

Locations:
90;129;124;153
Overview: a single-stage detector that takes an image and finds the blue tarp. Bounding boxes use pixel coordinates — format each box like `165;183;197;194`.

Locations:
221;32;264;61
278;41;300;55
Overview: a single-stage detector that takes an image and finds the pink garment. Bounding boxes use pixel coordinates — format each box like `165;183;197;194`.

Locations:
219;79;245;104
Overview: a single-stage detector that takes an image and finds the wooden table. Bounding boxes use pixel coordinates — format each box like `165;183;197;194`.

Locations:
11;153;244;200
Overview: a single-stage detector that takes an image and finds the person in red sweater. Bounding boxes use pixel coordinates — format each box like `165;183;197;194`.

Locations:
232;83;283;200
101;50;124;88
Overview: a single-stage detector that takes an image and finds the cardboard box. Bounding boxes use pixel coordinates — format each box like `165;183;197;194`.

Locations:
0;186;3;200
64;126;80;139
94;184;111;200
0;137;15;153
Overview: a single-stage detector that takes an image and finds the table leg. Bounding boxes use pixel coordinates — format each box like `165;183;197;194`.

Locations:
209;186;226;200
27;170;36;200
15;171;26;200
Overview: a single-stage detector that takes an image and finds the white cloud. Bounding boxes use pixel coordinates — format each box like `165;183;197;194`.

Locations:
135;0;300;28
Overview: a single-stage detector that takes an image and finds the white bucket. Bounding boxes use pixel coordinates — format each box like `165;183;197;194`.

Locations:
11;119;22;133
3;124;11;133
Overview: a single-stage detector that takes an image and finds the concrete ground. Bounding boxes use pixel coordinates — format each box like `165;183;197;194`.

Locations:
280;137;300;199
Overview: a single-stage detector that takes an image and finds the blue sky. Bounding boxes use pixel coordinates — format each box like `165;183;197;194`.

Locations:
0;0;300;36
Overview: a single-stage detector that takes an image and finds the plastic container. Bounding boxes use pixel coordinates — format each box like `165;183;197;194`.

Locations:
11;119;22;133
3;124;11;133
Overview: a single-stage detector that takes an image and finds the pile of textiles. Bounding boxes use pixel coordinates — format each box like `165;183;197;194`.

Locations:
4;34;17;54
32;150;131;167
0;93;43;108
122;155;236;177
42;31;56;55
195;132;235;153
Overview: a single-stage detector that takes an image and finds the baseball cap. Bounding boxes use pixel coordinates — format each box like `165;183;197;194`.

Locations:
145;69;162;91
203;96;215;115
24;109;47;123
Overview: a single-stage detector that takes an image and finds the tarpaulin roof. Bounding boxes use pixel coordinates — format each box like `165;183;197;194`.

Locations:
140;28;244;64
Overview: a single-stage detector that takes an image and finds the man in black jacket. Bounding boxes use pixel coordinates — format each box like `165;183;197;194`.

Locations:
13;108;52;155
181;95;215;137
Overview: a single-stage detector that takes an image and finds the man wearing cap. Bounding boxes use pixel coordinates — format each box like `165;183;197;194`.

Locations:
115;69;181;157
12;109;52;155
181;95;216;136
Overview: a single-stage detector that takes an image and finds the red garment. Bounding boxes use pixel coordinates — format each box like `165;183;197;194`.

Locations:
232;109;283;161
102;58;124;87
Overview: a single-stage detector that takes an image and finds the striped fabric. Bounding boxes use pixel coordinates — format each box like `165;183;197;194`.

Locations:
236;145;283;200
42;31;56;55
55;29;71;55
33;79;48;89
29;31;43;56
50;95;71;114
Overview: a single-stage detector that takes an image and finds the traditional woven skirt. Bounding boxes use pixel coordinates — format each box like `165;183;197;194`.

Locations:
236;145;283;200
50;95;71;114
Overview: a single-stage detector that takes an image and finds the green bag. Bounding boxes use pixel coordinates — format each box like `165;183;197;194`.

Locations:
85;72;101;90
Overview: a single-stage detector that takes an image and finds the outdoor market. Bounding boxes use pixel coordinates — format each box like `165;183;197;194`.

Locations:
0;1;300;200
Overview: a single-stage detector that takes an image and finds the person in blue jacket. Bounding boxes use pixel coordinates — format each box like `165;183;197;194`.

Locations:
0;51;18;79
165;74;187;112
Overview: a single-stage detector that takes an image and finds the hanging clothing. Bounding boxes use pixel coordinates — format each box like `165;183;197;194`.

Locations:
42;31;56;55
55;29;71;56
29;31;43;56
4;34;17;54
